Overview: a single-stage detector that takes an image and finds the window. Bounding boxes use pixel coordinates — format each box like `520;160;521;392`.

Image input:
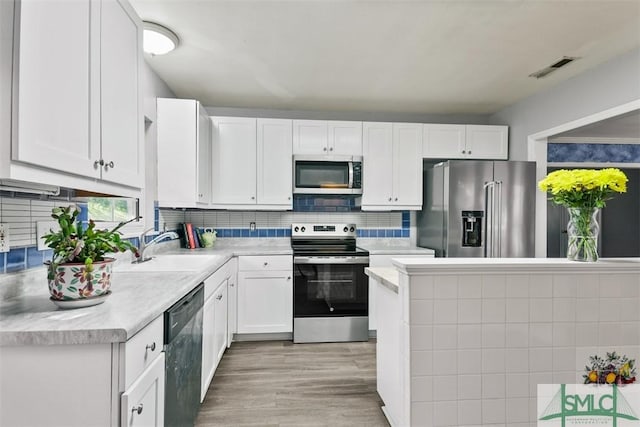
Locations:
87;197;142;236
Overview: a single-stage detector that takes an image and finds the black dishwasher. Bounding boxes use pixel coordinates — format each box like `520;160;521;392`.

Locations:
164;283;204;427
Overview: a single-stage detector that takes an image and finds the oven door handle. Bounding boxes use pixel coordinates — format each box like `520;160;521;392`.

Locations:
294;256;370;265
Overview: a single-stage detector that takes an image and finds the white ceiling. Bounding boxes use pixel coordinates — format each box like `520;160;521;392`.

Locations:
131;0;640;115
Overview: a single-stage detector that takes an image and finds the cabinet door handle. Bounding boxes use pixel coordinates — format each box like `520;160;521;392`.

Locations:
230;283;234;287
329;147;333;151
251;196;255;200
132;404;143;415
323;147;327;151
104;160;115;170
146;342;156;352
216;294;223;300
462;150;466;154
263;262;268;266
394;198;398;202
388;197;392;202
287;276;291;280
93;159;103;169
468;150;472;154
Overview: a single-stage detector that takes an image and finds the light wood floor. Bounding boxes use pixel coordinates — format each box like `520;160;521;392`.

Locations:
195;340;389;427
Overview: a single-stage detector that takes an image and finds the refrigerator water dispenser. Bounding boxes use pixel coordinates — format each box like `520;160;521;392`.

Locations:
461;211;483;247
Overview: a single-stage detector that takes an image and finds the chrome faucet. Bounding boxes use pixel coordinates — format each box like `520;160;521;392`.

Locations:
135;228;180;263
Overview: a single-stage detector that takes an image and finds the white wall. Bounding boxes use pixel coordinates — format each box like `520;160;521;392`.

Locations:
205;106;489;125
490;48;640;160
141;61;175;229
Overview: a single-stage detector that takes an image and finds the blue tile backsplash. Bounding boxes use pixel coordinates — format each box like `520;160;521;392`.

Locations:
293;195;359;212
548;143;640;163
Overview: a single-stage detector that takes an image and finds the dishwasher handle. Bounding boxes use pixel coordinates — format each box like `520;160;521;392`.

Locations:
165;283;204;344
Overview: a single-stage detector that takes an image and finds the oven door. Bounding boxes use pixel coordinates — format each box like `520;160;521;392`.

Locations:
293;256;368;317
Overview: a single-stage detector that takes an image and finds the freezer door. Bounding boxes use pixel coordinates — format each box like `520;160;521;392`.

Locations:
447;161;493;257
493;161;536;257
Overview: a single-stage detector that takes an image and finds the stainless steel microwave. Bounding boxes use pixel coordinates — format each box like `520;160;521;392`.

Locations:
293;155;363;195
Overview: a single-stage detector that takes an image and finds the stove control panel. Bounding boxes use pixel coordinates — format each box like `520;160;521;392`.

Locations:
291;223;357;238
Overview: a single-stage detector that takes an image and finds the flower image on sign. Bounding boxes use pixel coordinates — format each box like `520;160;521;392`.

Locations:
538;384;640;426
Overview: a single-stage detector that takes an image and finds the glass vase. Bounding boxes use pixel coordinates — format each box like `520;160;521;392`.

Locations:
566;207;600;262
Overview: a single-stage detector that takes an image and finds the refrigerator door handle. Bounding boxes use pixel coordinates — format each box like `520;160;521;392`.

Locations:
495;181;503;257
483;181;495;257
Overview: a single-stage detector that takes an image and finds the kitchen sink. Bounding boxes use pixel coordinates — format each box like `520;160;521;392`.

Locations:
116;254;222;272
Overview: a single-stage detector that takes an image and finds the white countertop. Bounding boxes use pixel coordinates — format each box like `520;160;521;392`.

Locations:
358;240;435;255
0;239;293;346
392;256;640;274
365;267;399;293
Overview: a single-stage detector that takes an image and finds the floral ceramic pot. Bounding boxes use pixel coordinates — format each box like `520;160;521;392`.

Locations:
47;258;114;301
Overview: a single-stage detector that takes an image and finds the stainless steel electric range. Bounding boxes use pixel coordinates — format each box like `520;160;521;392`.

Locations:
291;223;370;343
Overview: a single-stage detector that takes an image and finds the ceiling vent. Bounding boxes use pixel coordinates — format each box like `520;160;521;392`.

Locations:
529;56;579;79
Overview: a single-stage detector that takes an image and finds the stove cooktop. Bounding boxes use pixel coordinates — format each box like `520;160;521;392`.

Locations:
290;223;369;257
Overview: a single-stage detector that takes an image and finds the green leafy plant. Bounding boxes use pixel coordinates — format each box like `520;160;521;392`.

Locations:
43;205;140;271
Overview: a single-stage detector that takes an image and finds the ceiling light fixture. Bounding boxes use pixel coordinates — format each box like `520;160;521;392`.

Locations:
143;22;179;56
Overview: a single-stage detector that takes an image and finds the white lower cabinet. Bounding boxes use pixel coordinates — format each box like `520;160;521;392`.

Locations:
226;258;238;347
237;255;293;334
0;315;165;427
201;261;232;401
121;353;165;427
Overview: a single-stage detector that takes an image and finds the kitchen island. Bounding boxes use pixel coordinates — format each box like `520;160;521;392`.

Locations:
367;257;640;427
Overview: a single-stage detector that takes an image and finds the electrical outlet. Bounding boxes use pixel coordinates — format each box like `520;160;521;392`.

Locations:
37;221;60;250
249;222;256;231
0;223;9;253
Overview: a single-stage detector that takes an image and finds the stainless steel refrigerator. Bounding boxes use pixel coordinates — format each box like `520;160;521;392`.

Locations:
417;160;536;257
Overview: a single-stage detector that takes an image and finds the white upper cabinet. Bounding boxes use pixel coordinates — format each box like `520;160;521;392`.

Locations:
157;98;211;208
361;122;393;206
362;122;422;210
211;117;292;210
99;0;143;186
211;117;257;205
293;120;362;156
11;0;143;188
423;124;508;160
257;118;293;208
465;125;509;159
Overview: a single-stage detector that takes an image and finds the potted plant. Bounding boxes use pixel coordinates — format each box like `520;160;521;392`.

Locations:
43;205;140;305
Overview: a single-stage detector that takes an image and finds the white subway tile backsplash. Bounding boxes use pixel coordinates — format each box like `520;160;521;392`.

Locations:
482;398;506;424
482;373;505;399
433;350;457;375
433;400;458;426
481;349;506;373
575;322;598;347
552;347;576;371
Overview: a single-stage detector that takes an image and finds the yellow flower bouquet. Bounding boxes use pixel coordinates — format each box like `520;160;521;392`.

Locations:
538;168;628;261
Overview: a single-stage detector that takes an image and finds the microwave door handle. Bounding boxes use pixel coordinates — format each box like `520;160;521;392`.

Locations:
348;162;354;189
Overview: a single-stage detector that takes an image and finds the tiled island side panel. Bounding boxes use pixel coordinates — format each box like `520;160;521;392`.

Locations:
403;270;640;427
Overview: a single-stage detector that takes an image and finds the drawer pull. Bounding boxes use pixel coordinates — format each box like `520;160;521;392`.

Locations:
216;294;223;300
146;342;156;352
263;262;268;266
132;404;143;415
